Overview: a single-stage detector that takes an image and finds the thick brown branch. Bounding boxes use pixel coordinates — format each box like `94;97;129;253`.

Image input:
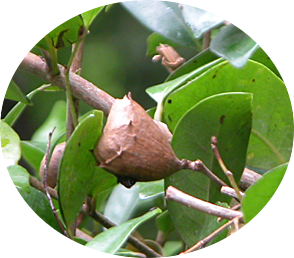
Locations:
19;52;115;115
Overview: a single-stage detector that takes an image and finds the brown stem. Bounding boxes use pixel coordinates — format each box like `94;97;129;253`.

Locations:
166;186;243;220
211;136;243;201
42;128;68;237
181;159;227;187
19;52;115;115
221;186;245;201
181;216;242;253
239;167;261;191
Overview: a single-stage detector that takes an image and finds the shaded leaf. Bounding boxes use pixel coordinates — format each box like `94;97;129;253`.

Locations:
242;162;294;257
86;208;162;254
3;86;40;126
82;6;104;28
58;110;105;227
210;24;258;67
121;1;196;47
7;164;30;193
181;4;224;38
0;120;21;166
166;92;252;247
5;80;31;105
164;60;293;171
31;100;66;145
21;141;46;172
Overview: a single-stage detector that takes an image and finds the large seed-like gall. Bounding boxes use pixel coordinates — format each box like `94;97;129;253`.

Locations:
94;93;183;188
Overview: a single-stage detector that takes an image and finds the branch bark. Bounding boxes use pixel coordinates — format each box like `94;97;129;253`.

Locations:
166;186;243;220
19;52;115;115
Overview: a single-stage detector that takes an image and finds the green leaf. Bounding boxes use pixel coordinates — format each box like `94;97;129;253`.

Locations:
146;32;180;56
146;58;222;120
242;162;294;257
104;181;164;225
121;1;196;47
86;208;162;254
31;100;66;145
0;120;21;166
164;60;293;171
81;0;105;27
5;80;31;105
34;0;83;49
21;141;46;172
58;110;105;227
7;164;30;193
166;92;253;247
3;86;42;126
18;186;62;233
210;24;258;67
180;4;223;38
166;48;220;81
156;210;174;233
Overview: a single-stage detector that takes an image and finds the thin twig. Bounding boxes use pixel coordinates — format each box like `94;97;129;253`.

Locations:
221;185;245;201
166;186;243;220
211;136;243;201
181;159;227;187
217;203;242;222
180;216;242;254
239;167;262;191
43;127;68;237
19;52;115;115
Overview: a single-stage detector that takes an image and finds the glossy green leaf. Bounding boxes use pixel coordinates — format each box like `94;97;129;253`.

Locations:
18;186;62;233
58;110;105;227
242;162;294;257
104;181;164;225
146;58;222;120
3;86;43;126
86;208;161;254
210;24;258;67
164;60;293;171
166;48;220;81
166;92;252;247
146;32;180;56
81;0;105;27
5;80;31;105
0;120;21;166
34;0;83;49
121;1;196;47
7;164;30;193
180;4;223;38
21;141;46;172
31;100;66;145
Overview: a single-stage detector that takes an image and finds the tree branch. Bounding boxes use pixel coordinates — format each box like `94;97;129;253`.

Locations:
166;186;243;220
19;52;115;115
